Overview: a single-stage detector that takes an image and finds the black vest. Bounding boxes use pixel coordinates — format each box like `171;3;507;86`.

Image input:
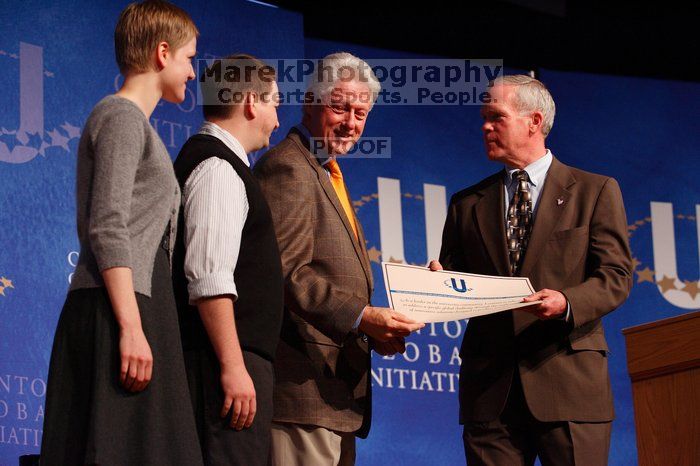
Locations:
172;134;284;361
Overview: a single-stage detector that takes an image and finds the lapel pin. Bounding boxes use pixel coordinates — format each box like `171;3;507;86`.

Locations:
556;197;564;206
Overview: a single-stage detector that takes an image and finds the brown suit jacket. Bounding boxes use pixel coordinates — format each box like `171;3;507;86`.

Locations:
439;156;632;424
254;128;373;435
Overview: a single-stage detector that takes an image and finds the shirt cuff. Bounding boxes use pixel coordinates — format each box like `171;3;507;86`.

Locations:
352;306;367;330
187;272;238;305
559;300;571;322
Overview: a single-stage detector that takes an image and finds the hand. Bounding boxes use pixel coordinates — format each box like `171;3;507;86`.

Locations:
119;325;153;392
220;363;256;430
519;289;568;320
359;307;424;342
371;337;406;356
428;260;443;271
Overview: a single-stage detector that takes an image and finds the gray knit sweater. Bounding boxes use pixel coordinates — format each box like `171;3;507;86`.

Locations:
70;95;180;297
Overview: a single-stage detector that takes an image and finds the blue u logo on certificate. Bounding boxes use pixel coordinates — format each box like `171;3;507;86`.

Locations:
448;278;468;293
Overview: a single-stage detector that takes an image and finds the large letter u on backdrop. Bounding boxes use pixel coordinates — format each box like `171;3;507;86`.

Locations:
650;201;700;309
0;42;44;164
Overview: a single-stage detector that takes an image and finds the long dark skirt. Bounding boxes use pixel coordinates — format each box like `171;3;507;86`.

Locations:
40;244;203;466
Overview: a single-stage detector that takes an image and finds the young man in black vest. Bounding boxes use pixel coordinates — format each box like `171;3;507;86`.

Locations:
172;54;283;466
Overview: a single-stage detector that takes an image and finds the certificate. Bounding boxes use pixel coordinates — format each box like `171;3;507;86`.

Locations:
382;262;542;323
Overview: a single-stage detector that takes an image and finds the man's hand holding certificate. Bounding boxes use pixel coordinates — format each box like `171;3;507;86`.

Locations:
382;262;544;323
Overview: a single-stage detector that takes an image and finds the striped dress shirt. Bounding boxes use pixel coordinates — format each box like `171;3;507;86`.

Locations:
182;121;249;304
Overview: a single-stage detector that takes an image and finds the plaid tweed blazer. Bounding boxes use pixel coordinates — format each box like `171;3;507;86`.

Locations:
254;128;374;435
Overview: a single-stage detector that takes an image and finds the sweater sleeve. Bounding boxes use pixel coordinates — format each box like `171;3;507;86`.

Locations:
87;106;146;272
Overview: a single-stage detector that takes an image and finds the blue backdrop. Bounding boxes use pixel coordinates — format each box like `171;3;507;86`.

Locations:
2;2;699;465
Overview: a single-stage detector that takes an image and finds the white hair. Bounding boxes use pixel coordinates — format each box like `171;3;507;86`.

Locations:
305;52;381;110
492;75;556;137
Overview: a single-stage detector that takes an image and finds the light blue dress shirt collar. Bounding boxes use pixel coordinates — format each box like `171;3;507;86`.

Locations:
503;149;553;217
504;149;553;190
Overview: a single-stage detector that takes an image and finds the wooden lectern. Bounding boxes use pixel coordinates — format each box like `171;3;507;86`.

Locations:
623;310;700;465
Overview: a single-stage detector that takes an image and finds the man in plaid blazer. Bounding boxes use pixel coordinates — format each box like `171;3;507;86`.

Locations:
255;52;423;465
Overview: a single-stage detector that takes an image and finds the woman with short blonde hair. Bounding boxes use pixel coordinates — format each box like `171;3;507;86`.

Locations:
40;2;203;464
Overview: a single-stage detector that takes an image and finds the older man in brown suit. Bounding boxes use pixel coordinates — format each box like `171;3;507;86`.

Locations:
255;52;423;465
431;75;633;465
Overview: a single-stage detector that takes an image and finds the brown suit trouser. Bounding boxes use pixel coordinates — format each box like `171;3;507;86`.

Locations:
463;371;611;466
